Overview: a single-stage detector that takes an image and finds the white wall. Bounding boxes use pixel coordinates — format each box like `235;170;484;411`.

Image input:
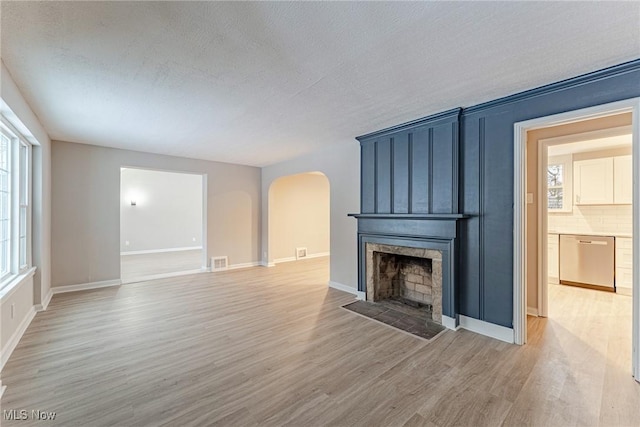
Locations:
262;142;359;291
52;141;261;287
120;168;203;252
0;62;52;370
269;173;330;261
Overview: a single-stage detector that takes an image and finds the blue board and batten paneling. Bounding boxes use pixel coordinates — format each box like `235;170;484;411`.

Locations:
358;108;461;215
354;59;640;329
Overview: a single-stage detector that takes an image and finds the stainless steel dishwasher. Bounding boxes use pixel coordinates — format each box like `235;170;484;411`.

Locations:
559;234;615;291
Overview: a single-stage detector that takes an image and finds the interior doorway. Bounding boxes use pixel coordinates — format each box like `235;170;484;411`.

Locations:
267;172;330;267
120;167;206;283
514;98;640;382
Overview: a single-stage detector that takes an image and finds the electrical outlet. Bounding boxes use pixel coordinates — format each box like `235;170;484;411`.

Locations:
125;241;130;246
192;237;196;242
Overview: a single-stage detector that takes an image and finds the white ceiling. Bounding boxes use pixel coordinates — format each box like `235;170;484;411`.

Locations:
2;2;639;167
548;133;632;157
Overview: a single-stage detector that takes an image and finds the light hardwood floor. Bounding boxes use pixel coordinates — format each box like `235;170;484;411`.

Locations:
120;249;203;282
1;258;638;426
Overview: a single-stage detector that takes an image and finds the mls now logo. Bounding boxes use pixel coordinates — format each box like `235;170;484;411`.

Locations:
3;410;28;420
3;409;57;420
31;410;57;420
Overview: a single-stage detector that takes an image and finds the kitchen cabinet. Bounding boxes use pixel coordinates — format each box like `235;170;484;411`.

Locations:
574;155;631;205
548;233;559;284
573;157;614;205
615;237;633;295
614;155;632;204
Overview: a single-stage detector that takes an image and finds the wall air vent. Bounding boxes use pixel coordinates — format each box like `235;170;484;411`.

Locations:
296;247;308;260
211;256;228;271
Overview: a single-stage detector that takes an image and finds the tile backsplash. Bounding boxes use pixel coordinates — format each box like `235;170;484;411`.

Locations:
549;204;632;235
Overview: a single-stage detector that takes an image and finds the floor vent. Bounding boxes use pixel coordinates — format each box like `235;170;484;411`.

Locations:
211;256;228;271
296;247;308;260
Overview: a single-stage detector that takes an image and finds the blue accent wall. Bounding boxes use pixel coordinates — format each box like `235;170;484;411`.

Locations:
355;59;640;328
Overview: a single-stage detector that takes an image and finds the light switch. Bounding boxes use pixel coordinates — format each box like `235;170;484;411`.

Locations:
526;193;534;204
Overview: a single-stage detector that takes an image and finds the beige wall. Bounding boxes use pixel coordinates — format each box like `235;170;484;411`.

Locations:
269;173;330;261
120;168;203;252
526;113;632;311
262;142;360;291
52;141;261;287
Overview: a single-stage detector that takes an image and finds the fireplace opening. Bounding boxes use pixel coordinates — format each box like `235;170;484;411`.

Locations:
374;252;434;311
365;243;443;324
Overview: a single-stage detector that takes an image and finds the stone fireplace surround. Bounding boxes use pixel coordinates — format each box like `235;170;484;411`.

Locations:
350;214;462;330
366;243;443;324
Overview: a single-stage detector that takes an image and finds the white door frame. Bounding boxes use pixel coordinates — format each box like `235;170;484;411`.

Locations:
513;97;640;382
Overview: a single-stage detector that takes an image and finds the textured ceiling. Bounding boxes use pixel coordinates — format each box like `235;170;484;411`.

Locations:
1;2;639;166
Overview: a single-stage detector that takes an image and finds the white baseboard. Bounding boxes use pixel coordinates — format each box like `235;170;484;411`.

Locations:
120;246;202;256
52;279;122;294
328;281;365;299
442;315;458;331
274;256;296;264
1;306;36;371
260;261;276;267
617;286;632;296
121;269;205;284
458;315;515;344
527;306;539;317
229;262;261;270
274;252;330;264
43;288;53;310
306;252;330;259
35;288;54;312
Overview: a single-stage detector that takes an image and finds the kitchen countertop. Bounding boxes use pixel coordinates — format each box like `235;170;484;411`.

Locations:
548;230;632;238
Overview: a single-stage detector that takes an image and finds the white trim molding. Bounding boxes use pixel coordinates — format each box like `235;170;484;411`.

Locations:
273;256;296;264
121;269;204;285
274;252;330;264
459;315;515;344
120;246;202;256
227;262;262;271
0;267;36;302
260;261;276;267
328;281;365;300
514;97;640;381
1;306;36;371
527;306;539;317
34;288;53;312
52;279;122;294
306;252;330;259
441;315;458;331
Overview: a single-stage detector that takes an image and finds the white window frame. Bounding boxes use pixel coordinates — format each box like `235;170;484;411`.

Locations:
546;154;573;213
0;131;11;282
0;120;32;291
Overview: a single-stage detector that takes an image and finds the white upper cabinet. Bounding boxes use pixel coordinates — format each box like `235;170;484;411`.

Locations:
614;155;632;204
573;157;614;205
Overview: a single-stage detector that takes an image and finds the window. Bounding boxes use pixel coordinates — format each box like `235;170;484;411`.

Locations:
547;164;564;209
0;122;32;290
0;133;10;280
547;154;573;212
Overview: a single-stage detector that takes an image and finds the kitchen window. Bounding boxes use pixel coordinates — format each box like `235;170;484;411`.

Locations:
547;155;573;212
0;121;32;291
